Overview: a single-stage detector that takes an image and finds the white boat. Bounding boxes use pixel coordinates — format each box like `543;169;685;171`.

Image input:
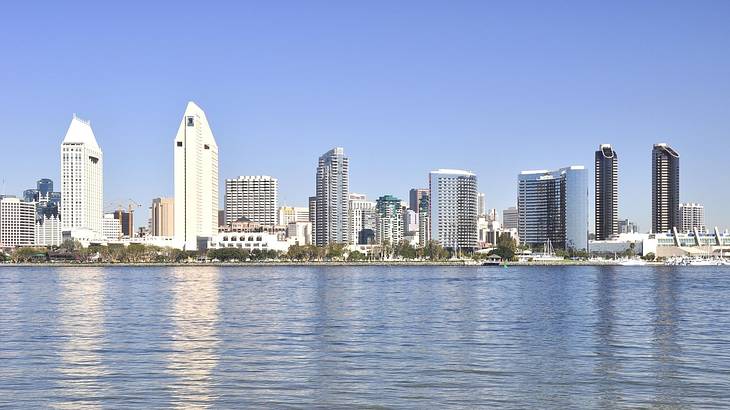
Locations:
619;258;648;266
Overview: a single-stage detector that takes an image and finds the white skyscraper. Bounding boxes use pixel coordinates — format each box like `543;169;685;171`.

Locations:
60;115;104;239
429;169;478;251
174;101;219;250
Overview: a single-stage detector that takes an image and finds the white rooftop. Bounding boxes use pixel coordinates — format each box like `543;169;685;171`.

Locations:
430;169;475;176
62;114;100;151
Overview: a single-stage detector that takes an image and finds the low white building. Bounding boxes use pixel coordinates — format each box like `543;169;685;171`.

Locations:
206;232;290;253
589;233;648;255
35;214;62;247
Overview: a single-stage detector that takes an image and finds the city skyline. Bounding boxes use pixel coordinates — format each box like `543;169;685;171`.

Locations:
2;2;729;230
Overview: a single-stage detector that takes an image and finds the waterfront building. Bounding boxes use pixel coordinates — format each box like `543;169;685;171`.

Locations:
60;114;104;239
0;197;36;248
206;232;291;253
518;166;589;251
652;143;680;233
315;147;349;246
174;101;219;250
590;228;730;259
277;206;309;226
225;176;278;226
679;203;706;233
429;169;478;251
502;206;518;230
409;188;428;211
35;214;62;247
618;219;639;234
595;144;619;240
348;193;376;245
418;194;430;246
151;197;174;237
375;195;404;246
102;213;122;241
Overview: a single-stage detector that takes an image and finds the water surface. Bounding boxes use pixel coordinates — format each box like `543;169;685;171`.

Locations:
1;265;729;408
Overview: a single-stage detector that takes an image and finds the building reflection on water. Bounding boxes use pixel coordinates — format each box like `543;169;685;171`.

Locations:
651;269;685;407
165;267;221;408
56;268;108;409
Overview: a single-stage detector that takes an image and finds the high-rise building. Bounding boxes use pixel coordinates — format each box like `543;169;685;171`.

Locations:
679;203;706;233
315;147;349;246
103;213;122;240
595;144;618;240
225;176;278;226
348;193;376;244
518;166;589;251
418;194;431;246
375;195;404;246
429;169;478;251
278;206;310;226
174;101;219;250
652;143;680;233
409;188;428;211
151;197;174;237
477;193;486;217
0;197;36;248
60;114;104;238
502;206;518;230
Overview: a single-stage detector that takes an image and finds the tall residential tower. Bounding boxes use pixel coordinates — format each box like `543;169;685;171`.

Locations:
315;147;349;245
595;144;618;240
652;143;680;233
429;169;478;251
174;101;219;250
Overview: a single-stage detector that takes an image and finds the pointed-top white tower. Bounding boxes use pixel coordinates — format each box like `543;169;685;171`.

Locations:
174;101;219;250
60;114;104;238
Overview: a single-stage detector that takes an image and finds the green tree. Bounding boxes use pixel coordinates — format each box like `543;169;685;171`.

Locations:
490;234;517;261
347;250;366;262
11;247;47;263
642;252;656;261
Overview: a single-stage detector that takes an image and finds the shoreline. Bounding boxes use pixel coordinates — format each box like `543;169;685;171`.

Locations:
0;261;665;268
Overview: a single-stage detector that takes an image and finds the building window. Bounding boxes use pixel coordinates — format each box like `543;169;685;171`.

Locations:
187;117;194;127
204;144;210;150
177;141;183;147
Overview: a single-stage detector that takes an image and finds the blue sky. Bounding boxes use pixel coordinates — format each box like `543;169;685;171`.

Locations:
1;1;729;230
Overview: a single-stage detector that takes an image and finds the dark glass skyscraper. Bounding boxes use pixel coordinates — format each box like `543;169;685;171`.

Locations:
652;143;680;233
594;144;618;240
